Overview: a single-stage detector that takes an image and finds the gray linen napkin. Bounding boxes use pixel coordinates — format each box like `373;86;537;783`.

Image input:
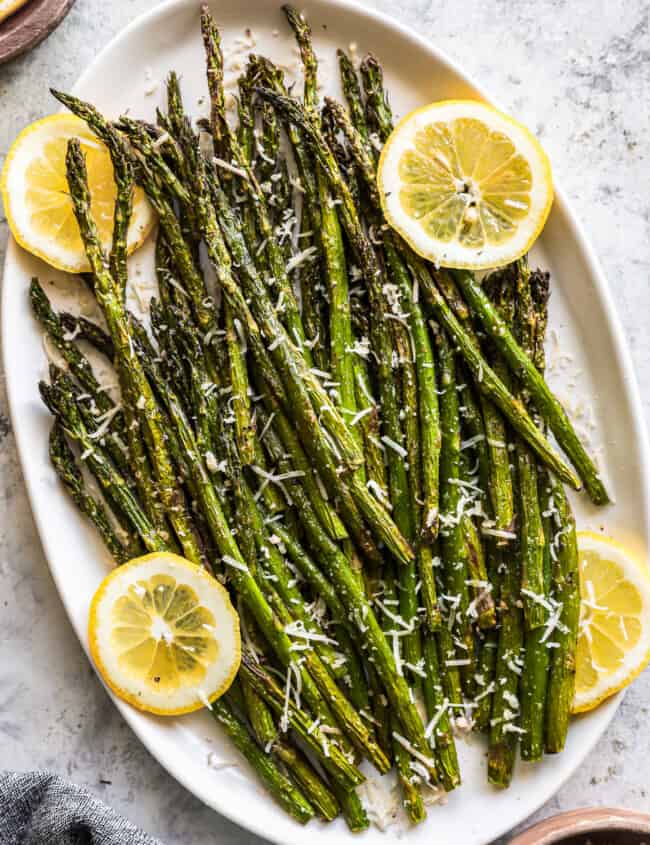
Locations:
0;771;164;845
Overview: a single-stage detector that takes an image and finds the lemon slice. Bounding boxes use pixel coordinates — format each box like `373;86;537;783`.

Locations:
88;553;240;716
573;532;650;713
0;0;30;23
1;114;155;273
378;100;553;269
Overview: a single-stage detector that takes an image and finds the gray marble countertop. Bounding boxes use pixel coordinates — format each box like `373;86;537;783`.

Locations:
1;1;649;842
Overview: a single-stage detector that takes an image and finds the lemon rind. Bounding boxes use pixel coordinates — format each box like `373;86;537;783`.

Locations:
0;0;29;24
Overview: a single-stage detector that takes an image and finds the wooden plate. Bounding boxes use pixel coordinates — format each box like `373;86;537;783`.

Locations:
509;808;650;845
0;0;75;64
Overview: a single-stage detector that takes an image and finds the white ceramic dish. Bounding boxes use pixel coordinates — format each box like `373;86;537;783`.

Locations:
3;1;649;843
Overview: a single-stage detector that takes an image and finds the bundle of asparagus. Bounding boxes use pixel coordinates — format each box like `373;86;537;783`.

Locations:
32;5;597;828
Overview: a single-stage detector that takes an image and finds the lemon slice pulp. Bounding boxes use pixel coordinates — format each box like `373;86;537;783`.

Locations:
378;100;553;269
573;532;650;713
89;553;240;715
1;114;155;273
